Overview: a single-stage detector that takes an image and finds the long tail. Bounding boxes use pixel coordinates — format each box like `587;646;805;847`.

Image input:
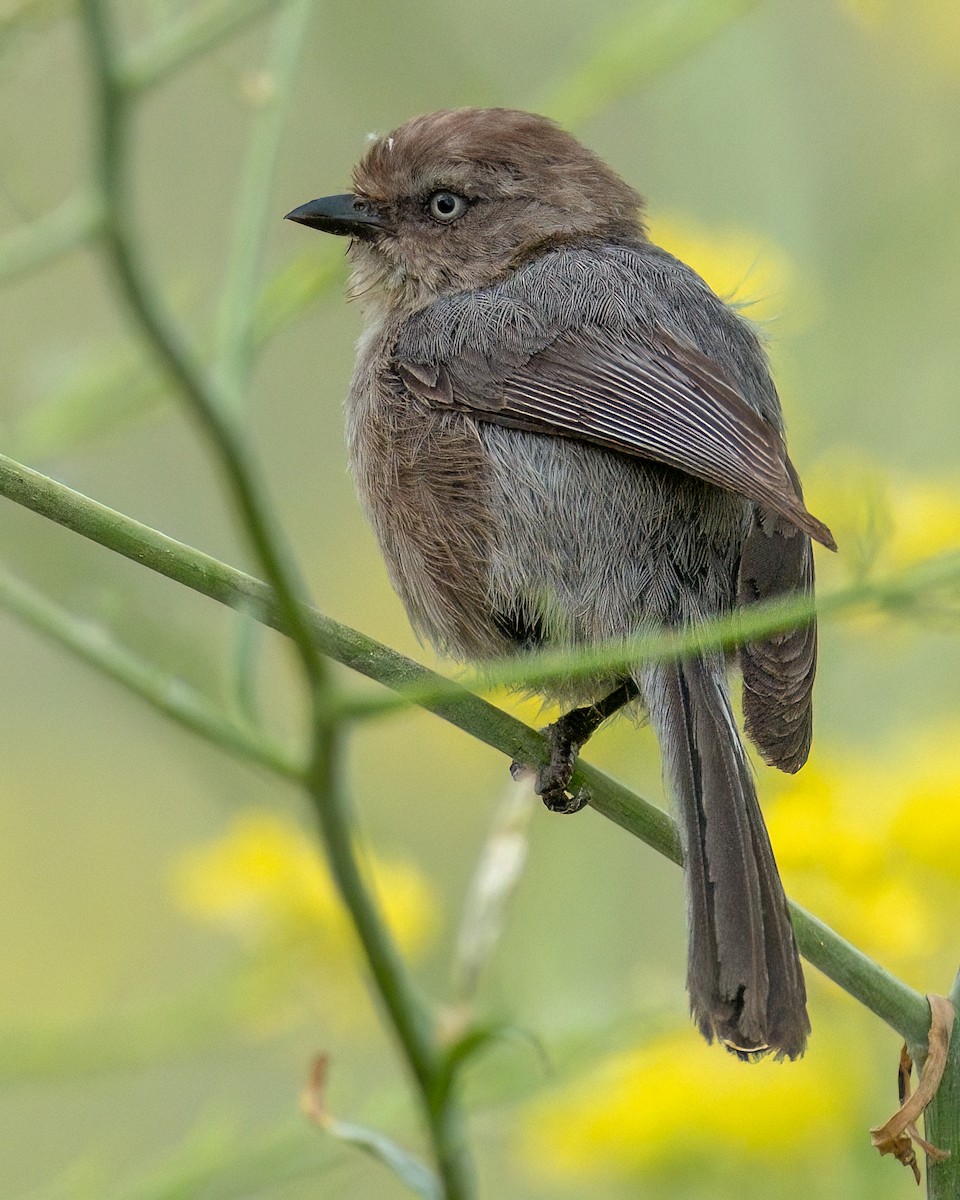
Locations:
646;656;809;1060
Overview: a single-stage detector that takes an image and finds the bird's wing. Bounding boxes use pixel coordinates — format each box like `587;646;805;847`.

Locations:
394;325;835;549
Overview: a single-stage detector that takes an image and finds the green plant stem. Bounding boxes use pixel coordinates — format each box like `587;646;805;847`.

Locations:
306;548;960;720
15;246;345;461
116;0;291;93
80;0;323;691
538;0;761;128
229;606;265;729
0;563;304;780
0;188;104;286
0;451;931;1048
790;906;930;1046
924;973;960;1199
215;0;312;394
303;721;474;1199
78;6;475;1193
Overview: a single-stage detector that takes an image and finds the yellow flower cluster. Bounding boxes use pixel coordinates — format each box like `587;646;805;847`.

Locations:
521;1027;850;1182
766;753;941;973
521;719;960;1183
173;811;436;966
806;460;960;582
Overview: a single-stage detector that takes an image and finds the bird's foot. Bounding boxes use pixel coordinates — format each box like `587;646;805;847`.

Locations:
511;711;593;814
510;683;639;814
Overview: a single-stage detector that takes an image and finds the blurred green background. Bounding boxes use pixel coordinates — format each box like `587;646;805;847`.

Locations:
2;0;960;1197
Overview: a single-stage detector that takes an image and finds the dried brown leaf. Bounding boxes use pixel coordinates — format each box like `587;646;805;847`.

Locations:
870;993;956;1183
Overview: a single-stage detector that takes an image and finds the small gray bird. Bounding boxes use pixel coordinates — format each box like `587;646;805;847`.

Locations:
287;108;834;1060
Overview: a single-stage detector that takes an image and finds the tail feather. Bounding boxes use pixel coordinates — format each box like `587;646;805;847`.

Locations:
647;656;809;1060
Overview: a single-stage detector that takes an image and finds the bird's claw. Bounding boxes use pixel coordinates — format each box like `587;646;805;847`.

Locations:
508;719;591;814
541;784;590;814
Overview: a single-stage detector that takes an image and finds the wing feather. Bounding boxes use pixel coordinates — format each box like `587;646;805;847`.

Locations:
396;325;835;549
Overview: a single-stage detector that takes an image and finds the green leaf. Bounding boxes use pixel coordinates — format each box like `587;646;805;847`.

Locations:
319;1117;442;1200
442;1020;550;1081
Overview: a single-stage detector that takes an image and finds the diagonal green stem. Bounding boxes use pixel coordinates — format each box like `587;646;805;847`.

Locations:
0;563;305;781
76;4;475;1194
116;0;291;93
0;450;931;1049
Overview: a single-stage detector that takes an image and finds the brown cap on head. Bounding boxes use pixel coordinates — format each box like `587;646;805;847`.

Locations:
354;108;643;235
288;108;646;309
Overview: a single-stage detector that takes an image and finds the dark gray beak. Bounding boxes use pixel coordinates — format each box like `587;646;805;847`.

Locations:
284;193;388;239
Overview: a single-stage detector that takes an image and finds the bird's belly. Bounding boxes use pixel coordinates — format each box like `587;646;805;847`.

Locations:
480;423;746;643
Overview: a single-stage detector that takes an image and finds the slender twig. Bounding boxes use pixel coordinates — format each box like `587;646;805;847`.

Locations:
215;0;312;394
80;0;324;690
0;451;931;1047
0;188;104;286
213;0;309;724
115;0;290;93
228;606;265;729
77;5;475;1194
306;723;472;1196
0;564;304;781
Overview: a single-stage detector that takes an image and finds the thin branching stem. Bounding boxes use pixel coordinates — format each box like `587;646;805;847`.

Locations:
0;450;932;1049
79;0;324;691
215;0;312;394
116;0;291;93
75;4;475;1194
0;564;305;781
0;188;104;286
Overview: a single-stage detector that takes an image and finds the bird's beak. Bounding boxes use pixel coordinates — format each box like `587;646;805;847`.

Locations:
284;193;388;239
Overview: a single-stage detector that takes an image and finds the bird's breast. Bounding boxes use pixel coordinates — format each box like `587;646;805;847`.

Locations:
345;345;507;659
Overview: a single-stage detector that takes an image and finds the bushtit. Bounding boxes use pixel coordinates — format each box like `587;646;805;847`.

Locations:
287;108;834;1060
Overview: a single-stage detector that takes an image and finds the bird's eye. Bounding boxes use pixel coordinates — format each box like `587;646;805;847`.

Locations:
427;191;469;223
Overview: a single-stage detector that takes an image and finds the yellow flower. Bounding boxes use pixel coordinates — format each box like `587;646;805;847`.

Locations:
173;811;436;963
648;213;797;325
885;479;960;569
520;1028;850;1181
765;735;960;978
888;726;960;886
804;458;960;586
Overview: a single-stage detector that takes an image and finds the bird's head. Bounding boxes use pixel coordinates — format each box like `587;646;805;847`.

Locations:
286;108;645;314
